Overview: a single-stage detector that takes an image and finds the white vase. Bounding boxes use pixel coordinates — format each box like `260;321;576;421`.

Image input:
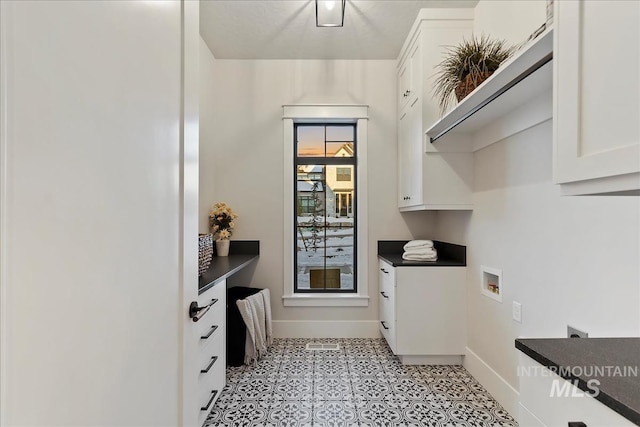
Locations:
215;239;230;257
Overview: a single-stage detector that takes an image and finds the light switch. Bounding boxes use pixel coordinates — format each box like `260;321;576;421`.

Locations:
512;301;522;323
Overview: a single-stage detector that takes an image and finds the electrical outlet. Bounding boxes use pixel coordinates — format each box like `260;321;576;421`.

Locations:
567;325;588;338
512;301;522;323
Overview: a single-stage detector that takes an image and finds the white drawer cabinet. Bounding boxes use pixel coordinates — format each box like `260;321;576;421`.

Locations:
554;0;640;195
518;353;635;427
378;259;466;364
196;280;226;426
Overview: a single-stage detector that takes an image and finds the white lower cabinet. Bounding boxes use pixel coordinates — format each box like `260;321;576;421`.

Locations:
518;353;635;427
378;259;465;364
197;281;226;426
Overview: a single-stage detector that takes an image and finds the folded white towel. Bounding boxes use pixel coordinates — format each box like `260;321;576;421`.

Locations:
404;248;437;257
403;240;434;251
403;253;438;261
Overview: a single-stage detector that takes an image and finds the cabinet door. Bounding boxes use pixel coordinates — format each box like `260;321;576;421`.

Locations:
395;267;465;355
408;37;421;107
406;98;423;206
398;97;424;208
519;353;636;427
398;62;410;112
554;0;640;194
397;110;412;207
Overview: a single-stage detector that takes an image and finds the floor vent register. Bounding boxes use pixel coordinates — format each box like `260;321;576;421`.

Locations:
305;342;341;351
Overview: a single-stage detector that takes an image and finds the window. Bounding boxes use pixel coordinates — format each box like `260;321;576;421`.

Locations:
294;124;356;293
282;104;368;307
336;167;351;181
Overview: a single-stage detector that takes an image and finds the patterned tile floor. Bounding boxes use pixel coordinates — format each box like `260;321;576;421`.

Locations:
205;338;517;427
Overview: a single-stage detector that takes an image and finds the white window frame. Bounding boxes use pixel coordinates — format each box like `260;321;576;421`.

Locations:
282;105;369;307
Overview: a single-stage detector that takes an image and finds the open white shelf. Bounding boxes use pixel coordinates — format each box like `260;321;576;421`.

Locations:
426;27;553;149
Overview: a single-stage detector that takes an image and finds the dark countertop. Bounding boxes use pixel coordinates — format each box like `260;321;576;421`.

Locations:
198;240;259;294
378;240;466;267
516;337;640;425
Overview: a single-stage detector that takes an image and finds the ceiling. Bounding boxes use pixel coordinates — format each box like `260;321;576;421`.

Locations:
200;0;478;60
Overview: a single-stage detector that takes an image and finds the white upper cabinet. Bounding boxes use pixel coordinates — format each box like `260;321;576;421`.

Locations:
554;0;640;195
398;36;421;114
396;9;475;211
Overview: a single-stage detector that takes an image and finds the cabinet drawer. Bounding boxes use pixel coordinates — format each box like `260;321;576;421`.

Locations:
198;377;222;426
199;324;224;369
198;279;225;305
378;259;396;353
197;301;224;345
379;316;396;354
196;283;225;344
198;323;225;425
199;331;225;391
378;260;395;292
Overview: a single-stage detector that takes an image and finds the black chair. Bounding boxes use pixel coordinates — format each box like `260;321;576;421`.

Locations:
226;286;262;367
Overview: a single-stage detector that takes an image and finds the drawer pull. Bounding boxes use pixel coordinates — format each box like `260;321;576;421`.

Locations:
201;325;219;340
189;298;218;322
381;321;389;330
380;291;389;299
201;389;218;411
380;268;389;274
201;356;218;374
568;423;586;427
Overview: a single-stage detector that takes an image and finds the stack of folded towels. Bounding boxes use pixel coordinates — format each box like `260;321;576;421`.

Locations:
402;240;438;261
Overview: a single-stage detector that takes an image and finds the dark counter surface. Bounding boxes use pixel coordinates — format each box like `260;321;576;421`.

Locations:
516;337;640;425
378;240;466;267
198;240;259;294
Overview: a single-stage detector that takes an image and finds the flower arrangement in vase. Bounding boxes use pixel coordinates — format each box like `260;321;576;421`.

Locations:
209;202;238;256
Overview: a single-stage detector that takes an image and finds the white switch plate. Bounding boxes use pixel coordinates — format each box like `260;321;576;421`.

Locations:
512;301;522;323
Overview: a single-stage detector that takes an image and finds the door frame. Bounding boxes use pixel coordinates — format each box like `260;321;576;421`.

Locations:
180;0;200;425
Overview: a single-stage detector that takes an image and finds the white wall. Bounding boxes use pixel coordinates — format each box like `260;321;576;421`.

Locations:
1;1;198;425
435;116;640;412
199;58;436;325
200;38;217;231
473;0;546;45
432;0;640;417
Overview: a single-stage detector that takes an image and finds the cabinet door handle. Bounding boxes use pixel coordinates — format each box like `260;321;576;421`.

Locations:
380;321;389;330
189;298;218;322
568;423;587;427
380;268;388;274
201;356;218;374
201;325;219;340
380;291;389;299
201;390;218;411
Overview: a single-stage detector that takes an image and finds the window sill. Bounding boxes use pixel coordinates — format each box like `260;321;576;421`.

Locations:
282;294;369;307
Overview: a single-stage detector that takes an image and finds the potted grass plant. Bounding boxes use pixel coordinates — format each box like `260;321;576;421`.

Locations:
433;35;514;114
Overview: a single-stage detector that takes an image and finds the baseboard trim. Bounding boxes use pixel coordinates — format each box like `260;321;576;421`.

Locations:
464;346;520;419
398;355;463;365
272;320;381;338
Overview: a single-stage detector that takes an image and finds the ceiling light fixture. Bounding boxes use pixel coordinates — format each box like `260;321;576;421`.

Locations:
316;0;345;27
